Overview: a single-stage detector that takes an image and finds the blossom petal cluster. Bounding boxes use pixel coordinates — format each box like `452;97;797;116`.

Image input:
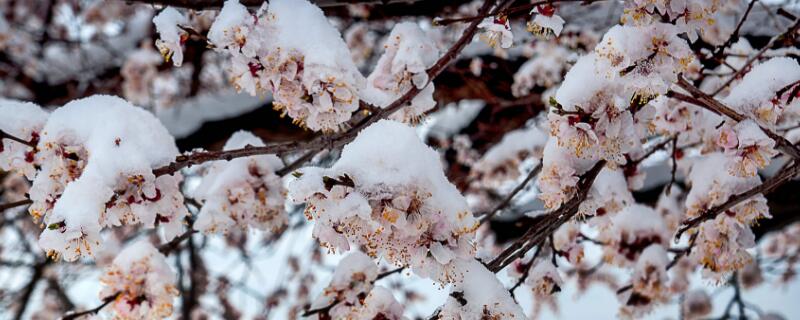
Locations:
99;240;179;319
363;22;439;123
0;95;188;261
192;130;287;234
197;0;366;132
288;120;478;283
309;252;405;320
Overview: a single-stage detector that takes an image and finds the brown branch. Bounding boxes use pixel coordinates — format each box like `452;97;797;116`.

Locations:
157;229;197;255
665;135;678;195
13;260;50;320
0;199;33;212
710;16;800;96
628;136;673;167
301;267;404;317
676;161;800;238
672;76;800;160
478;162;543;223
153;0;498;178
485;160;606;273
62;292;120;320
0;130;36;148
705;0;758;68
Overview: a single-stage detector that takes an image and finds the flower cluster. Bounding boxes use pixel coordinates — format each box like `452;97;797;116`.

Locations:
1;95;189;261
363;22;439;123
477;16;513;49
0;99;48;179
288;120;478;283
99;240;179;319
511;41;572;97
309;252;405;320
176;0;367;132
600;204;670;266
619;244;669;318
121;46;164;107
192;130;287;234
620;0;728;42
438;260;525;319
685;153;767;279
470;124;548;188
152;7;188;67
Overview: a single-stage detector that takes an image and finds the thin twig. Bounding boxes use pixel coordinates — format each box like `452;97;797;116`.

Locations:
705;0;758;69
485;160;606;273
710;16;800;96
0;130;36;148
301;267;404;317
151;0;501;178
61;292;121;320
0;199;33;212
672;76;800;160
478;162;543;223
676;161;800;238
158;229;197;255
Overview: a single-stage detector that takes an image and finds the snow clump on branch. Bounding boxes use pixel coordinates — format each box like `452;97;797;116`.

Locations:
192;130;287;234
288;120;478;283
17;95;188;261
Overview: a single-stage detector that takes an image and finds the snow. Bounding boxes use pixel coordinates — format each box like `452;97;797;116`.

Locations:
153;7;188;66
31;95;187;261
438;259;525;319
99;239;178;319
192;130;287;234
723;57;800;126
288;120;477;283
0;99;48;179
363;22;439;123
207;0;251;51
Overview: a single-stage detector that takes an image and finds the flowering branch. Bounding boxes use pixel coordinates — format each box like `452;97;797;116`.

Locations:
0;130;36;148
710;15;800;96
152;0;498;178
486;160;606;273
671;76;800;160
300;267;404;317
61;292;121;320
676;161;800;238
478;162;542;223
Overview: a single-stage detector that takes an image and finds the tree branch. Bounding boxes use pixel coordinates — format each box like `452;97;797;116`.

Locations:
158;228;197;255
672;76;800;160
710;16;800;96
62;292;120;320
676;161;800;238
300;267;404;317
486;160;606;273
0;199;33;212
152;0;498;177
478;162;542;223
